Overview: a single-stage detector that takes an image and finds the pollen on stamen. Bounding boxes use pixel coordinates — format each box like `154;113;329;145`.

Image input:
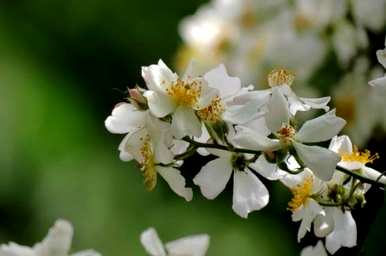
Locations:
166;79;202;107
268;68;295;87
341;146;380;165
139;136;157;191
288;176;313;212
197;96;225;122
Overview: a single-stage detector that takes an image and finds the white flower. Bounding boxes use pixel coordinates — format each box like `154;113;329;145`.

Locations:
301;241;328;256
233;87;344;181
196;64;243;124
193;148;270;218
329;135;385;184
105;102;147;161
142;60;218;138
0;219;101;256
352;0;386;32
295;0;347;30
232;69;331;123
281;169;326;241
105;104;192;201
140;227;209;256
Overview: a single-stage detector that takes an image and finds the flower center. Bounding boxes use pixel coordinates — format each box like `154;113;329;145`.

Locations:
294;15;313;30
278;124;296;145
139;136;157;191
288;176;313;212
231;153;247;172
197;96;225;122
268;68;295;87
340;146;379;165
166;79;202;107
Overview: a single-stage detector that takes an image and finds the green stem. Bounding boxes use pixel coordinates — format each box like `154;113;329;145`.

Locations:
336;166;385;187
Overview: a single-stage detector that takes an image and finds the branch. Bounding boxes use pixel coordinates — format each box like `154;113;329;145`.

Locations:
182;137;262;155
336;166;385;187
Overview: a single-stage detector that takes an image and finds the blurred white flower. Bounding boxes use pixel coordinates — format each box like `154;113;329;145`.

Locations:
140;227;209;256
352;0;386;31
0;219;101;256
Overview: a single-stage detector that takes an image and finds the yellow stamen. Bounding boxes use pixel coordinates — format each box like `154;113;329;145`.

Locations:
341;146;379;165
166;79;202;107
197;96;225;122
288;176;313;212
140;136;157;191
268;68;295;87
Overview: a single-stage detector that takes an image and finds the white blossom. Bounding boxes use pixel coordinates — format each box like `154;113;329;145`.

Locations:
140;228;209;256
0;220;101;256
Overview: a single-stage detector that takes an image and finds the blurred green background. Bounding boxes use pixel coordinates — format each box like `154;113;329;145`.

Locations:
0;1;385;255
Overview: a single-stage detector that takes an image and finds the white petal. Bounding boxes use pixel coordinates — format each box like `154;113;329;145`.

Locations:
326;209;357;254
293;142;340;181
140;228;166;256
297;200;324;241
240;116;271;137
170;140;190;155
182;59;202;80
171;106;202;138
231;126;281;151
295;110;346;143
280;169;312;189
0;243;35;256
328;135;353;154
118;134;134;162
313;213;334;238
376;47;386;69
144;91;176;118
204;64;241;99
165;234;210;256
249;155;286;180
195;80;219;109
125;128;149;163
369;75;386;88
105;103;146;134
299;97;331;112
142;59;177;92
363;166;386;184
300;241;328;256
34;219;73;256
265;87;290;132
223;101;265;124
232;170;269;218
193;157;233;199
157;166;193;201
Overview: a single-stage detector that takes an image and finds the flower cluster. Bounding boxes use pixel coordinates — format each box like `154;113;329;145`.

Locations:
177;0;386;146
105;57;386;254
